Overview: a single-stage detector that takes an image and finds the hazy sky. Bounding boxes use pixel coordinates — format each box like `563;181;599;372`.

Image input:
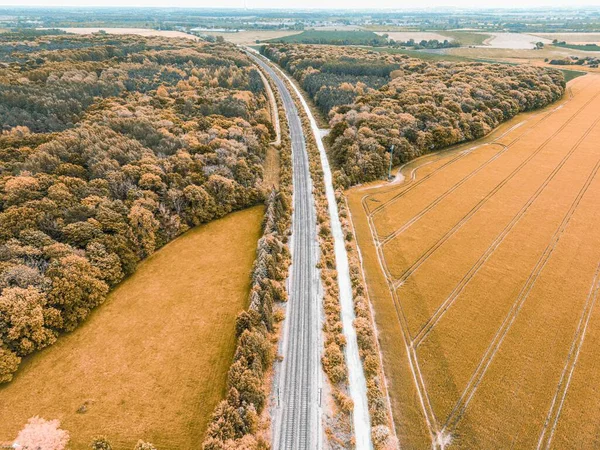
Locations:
3;0;600;9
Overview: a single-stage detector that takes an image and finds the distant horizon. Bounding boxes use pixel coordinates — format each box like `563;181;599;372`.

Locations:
2;2;600;11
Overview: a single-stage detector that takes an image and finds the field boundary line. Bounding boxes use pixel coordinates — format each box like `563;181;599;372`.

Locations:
362;195;441;444
413;110;600;346
355;84;582;449
379;142;508;245
537;260;600;449
444;125;600;432
345;195;400;443
390;88;600;290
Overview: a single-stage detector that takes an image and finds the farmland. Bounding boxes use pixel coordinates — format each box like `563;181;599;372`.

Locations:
0;206;263;449
205;29;301;45
346;74;600;448
265;29;388;46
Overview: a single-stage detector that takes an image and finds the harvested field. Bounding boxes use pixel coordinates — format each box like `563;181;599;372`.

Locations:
479;32;551;49
0;207;263;450
346;74;600;448
41;27;199;39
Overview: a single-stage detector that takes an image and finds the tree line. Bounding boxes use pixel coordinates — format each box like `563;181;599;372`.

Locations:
203;101;294;450
261;44;565;186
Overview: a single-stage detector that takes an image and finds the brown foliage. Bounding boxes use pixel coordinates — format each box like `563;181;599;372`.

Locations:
263;44;565;186
0;34;275;382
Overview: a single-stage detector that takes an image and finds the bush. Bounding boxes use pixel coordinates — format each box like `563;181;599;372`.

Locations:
13;417;69;450
133;441;157;450
0;346;21;383
91;437;112;450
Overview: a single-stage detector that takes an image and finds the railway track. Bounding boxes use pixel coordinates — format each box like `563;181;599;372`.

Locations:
247;51;321;450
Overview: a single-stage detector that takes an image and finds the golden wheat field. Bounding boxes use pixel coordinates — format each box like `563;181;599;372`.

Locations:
0;207;263;450
347;74;600;449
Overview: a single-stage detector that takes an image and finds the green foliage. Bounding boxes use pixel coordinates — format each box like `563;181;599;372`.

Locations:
553;41;600;51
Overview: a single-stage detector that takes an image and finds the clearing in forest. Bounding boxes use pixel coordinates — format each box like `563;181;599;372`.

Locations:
346;74;600;449
0;206;263;450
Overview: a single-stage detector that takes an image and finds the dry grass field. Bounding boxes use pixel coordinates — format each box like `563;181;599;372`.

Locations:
347;74;600;449
0;207;263;450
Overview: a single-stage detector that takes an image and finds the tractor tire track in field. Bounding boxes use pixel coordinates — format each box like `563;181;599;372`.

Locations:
390;87;600;290
413;112;600;347
366;85;577;221
379;97;572;246
536;261;600;450
356;83;585;448
379;142;508;246
362;197;443;444
444;138;600;433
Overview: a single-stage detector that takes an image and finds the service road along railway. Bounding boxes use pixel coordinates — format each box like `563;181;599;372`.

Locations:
247;51;322;450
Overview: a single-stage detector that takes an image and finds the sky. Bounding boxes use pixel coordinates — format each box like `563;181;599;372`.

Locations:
2;0;600;9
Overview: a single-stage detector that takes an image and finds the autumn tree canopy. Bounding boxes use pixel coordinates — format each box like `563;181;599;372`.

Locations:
262;44;565;186
0;32;273;382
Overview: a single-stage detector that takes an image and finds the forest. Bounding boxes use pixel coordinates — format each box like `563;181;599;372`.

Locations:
0;32;274;383
261;44;566;186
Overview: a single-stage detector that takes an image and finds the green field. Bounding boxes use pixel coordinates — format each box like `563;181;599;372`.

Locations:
560;69;588;82
266;29;388;46
553;42;600;51
358;46;473;62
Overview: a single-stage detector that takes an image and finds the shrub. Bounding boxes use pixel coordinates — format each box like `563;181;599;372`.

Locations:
13;417;69;450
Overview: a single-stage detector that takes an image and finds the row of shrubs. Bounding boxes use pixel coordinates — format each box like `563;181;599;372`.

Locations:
278;69;356;447
337;194;398;449
202;72;294;450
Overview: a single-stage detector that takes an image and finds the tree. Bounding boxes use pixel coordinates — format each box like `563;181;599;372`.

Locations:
0;287;57;356
46;254;109;331
0;346;20;383
128;204;160;258
91;437;113;450
133;441;157;450
13;417;70;450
